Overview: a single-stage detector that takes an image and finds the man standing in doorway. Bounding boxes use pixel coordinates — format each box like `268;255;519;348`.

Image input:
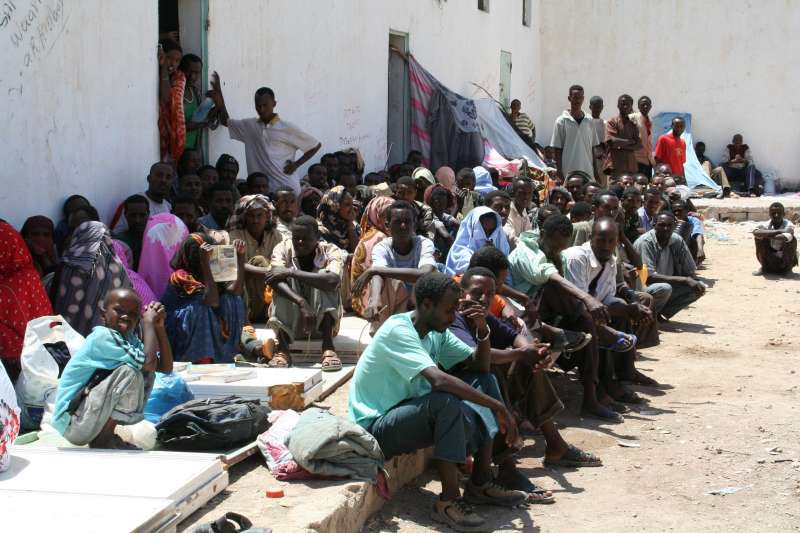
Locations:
550;85;600;181
654;117;687;178
629;96;655;176
605;95;641;178
210;72;322;195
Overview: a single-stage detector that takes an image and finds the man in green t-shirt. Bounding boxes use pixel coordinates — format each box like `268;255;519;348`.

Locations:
348;272;527;531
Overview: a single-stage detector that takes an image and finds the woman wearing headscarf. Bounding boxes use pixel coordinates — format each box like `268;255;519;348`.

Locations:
54;195;92;255
435;166;458;196
473;166;499;197
158;39;186;162
111;240;157;311
0;221;53;381
162;234;246;363
20;216;57;277
350;195;394;316
412;167;435;203
51;221;131;338
317;186;359;310
227;194;284;322
138;214;190;299
444;206;510;275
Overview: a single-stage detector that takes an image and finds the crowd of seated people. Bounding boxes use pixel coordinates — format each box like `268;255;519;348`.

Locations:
1;78;793;532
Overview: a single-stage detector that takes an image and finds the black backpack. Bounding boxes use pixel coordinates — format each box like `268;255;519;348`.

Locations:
156;396;271;451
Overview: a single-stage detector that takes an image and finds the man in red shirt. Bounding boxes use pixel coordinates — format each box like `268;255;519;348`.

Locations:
654;117;687;177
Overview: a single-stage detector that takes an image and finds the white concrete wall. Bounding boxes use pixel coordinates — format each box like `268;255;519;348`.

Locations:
206;0;542;177
538;0;800;183
0;0;159;227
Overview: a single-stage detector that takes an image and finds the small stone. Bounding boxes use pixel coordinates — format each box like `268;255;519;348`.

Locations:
757;459;766;464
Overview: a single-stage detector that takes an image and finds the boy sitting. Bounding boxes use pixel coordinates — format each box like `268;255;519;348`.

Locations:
52;289;172;449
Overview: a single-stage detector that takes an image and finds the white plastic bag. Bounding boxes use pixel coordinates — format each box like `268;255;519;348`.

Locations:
15;315;85;428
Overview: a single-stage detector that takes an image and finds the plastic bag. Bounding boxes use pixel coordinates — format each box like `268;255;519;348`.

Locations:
15;315;85;429
143;372;194;423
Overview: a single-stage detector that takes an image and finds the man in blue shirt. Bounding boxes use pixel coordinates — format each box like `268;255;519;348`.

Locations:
348;272;527;531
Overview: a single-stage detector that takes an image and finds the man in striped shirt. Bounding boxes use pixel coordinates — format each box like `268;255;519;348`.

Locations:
510;99;535;144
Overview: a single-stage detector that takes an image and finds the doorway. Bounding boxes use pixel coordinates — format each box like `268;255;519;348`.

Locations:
499;50;512;111
387;31;410;168
158;0;210;160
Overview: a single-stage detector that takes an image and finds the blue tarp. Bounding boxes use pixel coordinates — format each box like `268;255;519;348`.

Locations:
652;112;720;192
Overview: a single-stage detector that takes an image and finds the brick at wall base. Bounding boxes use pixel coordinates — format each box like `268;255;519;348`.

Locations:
306;448;432;533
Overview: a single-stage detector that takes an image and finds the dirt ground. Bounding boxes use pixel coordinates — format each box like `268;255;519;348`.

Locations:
364;222;800;533
183;221;800;532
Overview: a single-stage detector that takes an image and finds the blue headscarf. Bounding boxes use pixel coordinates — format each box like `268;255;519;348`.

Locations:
473;166;497;197
445;206;510;275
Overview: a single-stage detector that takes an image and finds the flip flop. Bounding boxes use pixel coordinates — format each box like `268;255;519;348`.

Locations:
543;444;603;468
321;350;342;372
268;352;291;368
600;331;637;352
187;512;270;533
496;471;555;504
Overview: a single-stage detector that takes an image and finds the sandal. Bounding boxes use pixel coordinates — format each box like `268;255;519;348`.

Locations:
320;349;342;372
497;470;555;504
186;511;269;533
543;444;603;468
600;331;637;352
268;352;291;368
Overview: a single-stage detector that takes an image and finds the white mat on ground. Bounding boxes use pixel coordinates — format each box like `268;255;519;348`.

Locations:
3;490;177;533
0;447;228;532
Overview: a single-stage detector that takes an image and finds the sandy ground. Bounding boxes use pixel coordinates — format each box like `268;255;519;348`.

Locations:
364;222;800;533
183;222;800;532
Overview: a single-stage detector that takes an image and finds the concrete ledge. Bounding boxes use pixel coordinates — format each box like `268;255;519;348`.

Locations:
307;449;430;533
693;196;800;222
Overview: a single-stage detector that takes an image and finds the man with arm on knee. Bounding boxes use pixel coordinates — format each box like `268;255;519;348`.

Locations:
349;272;527;531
